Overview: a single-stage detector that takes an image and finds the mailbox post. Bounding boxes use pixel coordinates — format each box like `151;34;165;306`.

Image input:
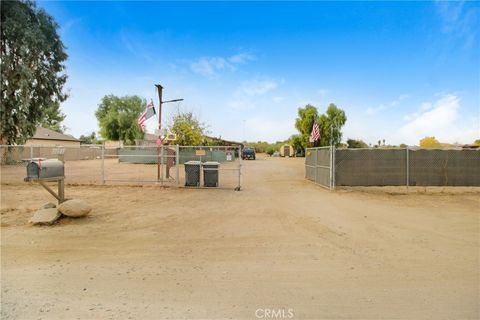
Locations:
24;159;66;204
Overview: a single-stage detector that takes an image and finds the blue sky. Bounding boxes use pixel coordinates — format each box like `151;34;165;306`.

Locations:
39;1;479;145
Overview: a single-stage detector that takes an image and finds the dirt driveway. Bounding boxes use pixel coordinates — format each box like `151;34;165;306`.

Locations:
1;155;479;319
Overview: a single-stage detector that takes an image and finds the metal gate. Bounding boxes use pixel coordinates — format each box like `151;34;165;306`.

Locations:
305;146;334;189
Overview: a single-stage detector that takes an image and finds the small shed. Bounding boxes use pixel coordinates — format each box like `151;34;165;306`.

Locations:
280;144;294;157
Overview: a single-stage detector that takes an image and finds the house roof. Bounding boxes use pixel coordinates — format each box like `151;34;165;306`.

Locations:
31;127;79;142
203;135;244;147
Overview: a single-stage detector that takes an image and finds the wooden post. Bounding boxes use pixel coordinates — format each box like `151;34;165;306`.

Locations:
58;179;65;203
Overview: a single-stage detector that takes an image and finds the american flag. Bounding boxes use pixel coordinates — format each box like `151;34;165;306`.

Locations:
309;119;321;142
138;101;156;131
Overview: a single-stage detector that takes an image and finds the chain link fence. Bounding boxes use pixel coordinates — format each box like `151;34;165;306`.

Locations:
1;145;242;190
306;147;480;189
1;145;108;185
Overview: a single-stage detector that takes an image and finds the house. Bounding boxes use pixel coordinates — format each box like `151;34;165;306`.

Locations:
25;127;80;147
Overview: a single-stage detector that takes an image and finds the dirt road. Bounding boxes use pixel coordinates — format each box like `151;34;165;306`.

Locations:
1;155;479;319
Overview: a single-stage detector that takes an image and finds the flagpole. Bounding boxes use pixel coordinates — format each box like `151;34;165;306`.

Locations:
152;99;159;124
155;85;163;182
154;84;184;182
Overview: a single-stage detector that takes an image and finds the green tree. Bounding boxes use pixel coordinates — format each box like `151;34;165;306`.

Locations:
246;141;272;153
290;134;304;155
295;104;319;149
294;103;347;148
39;104;67;133
170;111;205;146
474;139;480;146
95;95;145;145
317;103;347;147
265;145;276;156
1;0;68;144
242;140;287;155
399;143;408;148
79;132;98;144
347;139;368;148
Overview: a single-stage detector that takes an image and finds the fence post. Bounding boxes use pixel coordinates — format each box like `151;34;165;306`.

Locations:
237;145;242;191
329;146;333;190
332;146;336;190
30;145;33;160
160;146;164;186
175;144;180;187
406;147;409;188
101;144;105;184
305;148;309;180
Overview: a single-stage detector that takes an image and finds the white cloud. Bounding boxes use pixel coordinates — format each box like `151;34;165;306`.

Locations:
240;79;278;96
436;1;466;33
435;1;479;48
228;52;255;64
228;97;251;110
244;117;295;142
60;18;82;37
190;57;233;77
120;32;154;62
228;79;279;110
272;96;284;103
366;104;386;115
403;102;433;121
398;94;479;144
367;94;409;115
318;89;329;97
190;52;256;78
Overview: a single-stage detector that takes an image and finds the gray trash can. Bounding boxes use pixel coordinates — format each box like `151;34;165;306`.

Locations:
184;161;201;187
203;161;220;187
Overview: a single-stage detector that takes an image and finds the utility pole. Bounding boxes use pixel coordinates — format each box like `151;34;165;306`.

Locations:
154;84;184;182
155;84;163;130
155;84;184;132
242;119;246;142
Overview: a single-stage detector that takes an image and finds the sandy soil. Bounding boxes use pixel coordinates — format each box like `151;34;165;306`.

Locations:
1;155;479;319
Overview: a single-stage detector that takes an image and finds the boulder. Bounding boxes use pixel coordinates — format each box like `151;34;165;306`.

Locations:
29;208;61;225
58;199;91;218
41;202;56;209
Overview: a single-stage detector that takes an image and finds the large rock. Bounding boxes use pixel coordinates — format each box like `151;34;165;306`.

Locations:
29;208;61;225
58;199;91;218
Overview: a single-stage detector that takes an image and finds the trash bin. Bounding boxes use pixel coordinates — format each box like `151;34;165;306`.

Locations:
203;161;220;187
184;161;201;187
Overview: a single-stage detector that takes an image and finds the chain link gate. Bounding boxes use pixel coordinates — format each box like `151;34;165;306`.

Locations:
305;146;335;189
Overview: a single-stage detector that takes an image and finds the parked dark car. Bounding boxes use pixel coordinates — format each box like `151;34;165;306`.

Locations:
242;147;256;160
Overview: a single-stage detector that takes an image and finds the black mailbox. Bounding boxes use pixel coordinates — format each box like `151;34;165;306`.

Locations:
26;159;64;180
